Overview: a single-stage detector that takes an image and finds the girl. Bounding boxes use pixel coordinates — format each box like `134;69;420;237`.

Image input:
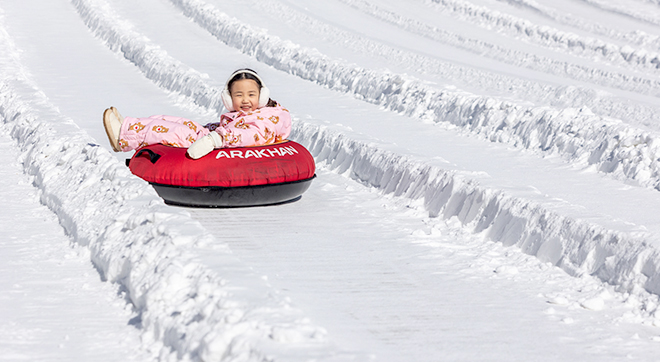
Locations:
103;69;292;159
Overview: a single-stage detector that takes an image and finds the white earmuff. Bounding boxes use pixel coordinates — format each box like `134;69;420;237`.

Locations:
221;89;233;112
258;86;270;107
221;69;270;112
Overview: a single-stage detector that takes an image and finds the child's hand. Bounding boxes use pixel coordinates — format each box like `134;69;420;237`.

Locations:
187;132;222;159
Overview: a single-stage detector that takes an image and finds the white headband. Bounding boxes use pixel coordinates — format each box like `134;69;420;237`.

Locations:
224;69;266;90
221;69;271;111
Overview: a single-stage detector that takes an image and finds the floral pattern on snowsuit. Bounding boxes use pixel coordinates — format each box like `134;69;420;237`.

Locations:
117;105;292;152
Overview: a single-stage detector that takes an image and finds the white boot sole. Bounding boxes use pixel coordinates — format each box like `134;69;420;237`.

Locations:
103;108;121;152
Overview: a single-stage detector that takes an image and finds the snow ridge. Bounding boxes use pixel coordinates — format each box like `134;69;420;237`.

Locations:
430;0;660;62
253;0;660;129
341;0;660;91
71;0;660;309
0;8;342;361
167;0;660;193
296;121;660;300
72;0;225;115
578;0;660;27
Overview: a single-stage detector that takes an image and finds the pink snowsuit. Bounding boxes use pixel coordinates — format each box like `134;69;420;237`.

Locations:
117;105;292;152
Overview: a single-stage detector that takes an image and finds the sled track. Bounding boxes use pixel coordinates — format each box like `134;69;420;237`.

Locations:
2;0;660;360
246;0;660;131
341;0;660;85
433;0;660;56
0;13;346;362
72;0;660;303
577;0;660;27
76;0;660;193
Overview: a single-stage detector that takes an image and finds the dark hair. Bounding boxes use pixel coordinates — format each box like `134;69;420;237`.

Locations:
227;68;263;91
227;68;277;107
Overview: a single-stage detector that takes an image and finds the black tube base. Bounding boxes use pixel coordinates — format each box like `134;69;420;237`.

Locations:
150;176;315;208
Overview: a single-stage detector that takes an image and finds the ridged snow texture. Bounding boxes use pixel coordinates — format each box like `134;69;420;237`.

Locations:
70;0;660;298
294;122;660;297
337;0;660;97
0;85;332;362
0;18;332;362
72;0;660;193
167;0;660;192
247;0;660;131
425;0;660;68
0;0;642;359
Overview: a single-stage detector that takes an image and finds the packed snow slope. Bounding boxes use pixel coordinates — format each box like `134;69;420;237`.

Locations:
4;0;660;360
0;133;152;361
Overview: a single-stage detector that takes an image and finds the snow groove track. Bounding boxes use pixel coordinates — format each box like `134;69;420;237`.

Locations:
73;0;660;195
72;0;226;115
429;0;660;67
71;0;660;305
0;9;345;362
241;0;660;128
167;0;660;193
5;0;660;359
576;0;660;27
297;123;660;296
341;0;660;90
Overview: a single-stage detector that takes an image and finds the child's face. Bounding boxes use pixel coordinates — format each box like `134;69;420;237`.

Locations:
230;79;260;112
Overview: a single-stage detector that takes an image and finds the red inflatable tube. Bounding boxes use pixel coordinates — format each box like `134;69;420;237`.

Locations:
127;141;316;207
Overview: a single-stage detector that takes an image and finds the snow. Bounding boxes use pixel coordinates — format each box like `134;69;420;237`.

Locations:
0;133;148;361
3;0;660;360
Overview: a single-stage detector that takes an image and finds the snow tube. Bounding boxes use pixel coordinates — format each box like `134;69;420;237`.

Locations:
127;141;316;207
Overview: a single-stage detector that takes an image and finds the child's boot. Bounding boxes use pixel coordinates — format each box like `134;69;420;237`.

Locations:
103;106;124;152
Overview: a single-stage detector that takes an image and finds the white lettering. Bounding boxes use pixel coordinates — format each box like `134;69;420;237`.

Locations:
267;148;282;157
284;146;299;154
255;149;270;158
215;145;299;159
244;150;259;158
